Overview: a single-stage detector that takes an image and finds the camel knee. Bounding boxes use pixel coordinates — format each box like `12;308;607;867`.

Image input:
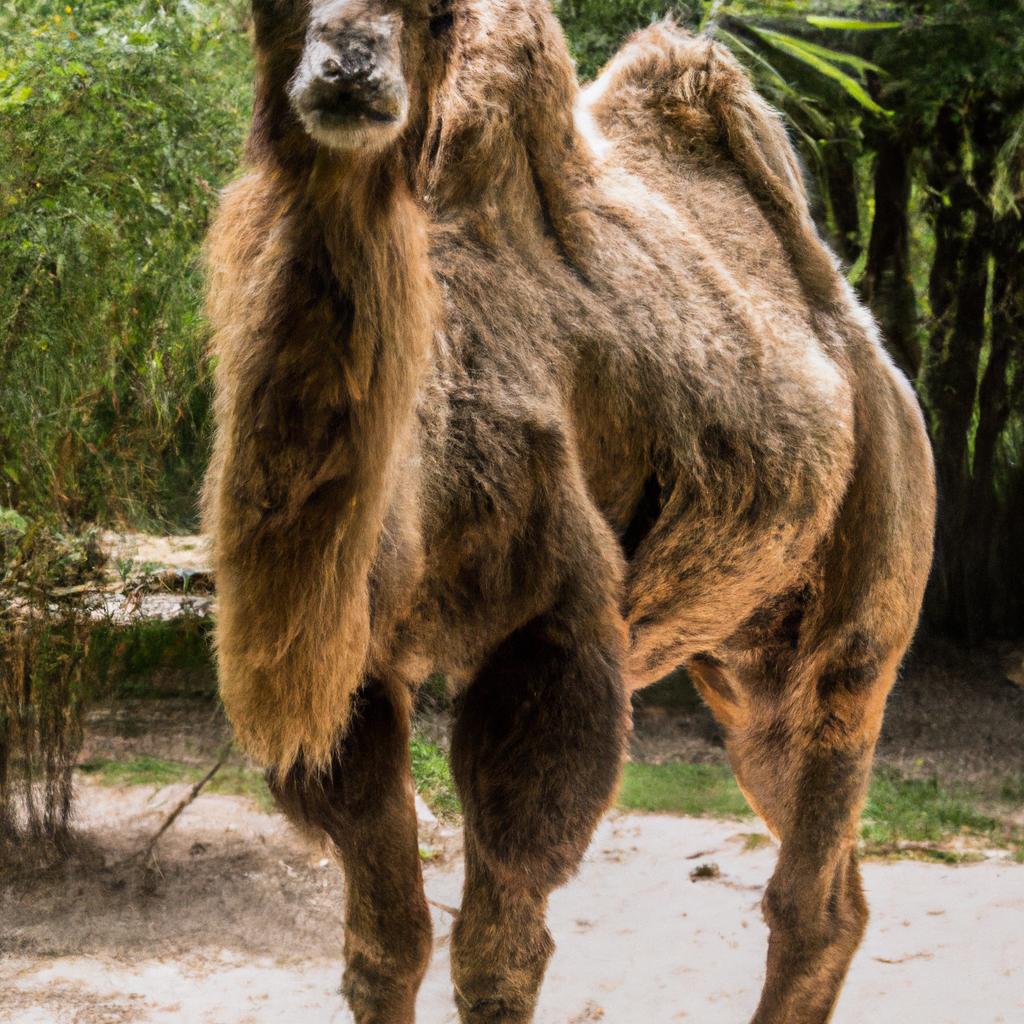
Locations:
344;903;434;991
342;923;432;1024
762;850;868;958
267;680;412;839
451;614;628;889
452;900;554;1024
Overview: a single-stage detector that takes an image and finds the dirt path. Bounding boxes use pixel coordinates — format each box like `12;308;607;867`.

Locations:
3;781;1022;1024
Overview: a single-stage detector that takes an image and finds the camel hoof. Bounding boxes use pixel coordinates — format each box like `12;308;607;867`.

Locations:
455;989;540;1024
342;964;418;1024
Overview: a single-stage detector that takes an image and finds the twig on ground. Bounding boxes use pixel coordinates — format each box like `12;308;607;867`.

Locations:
428;899;460;917
121;741;233;866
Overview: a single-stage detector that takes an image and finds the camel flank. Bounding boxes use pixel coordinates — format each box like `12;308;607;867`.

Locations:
204;0;935;1021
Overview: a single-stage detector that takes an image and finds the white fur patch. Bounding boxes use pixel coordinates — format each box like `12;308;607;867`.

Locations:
574;66;618;161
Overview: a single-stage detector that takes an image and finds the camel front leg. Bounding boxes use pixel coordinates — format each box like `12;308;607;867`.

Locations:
449;611;630;1023
269;679;432;1024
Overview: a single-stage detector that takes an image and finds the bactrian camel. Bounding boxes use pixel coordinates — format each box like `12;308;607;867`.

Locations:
203;0;936;1019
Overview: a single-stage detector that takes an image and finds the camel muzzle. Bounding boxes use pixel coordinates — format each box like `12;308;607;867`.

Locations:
289;5;408;151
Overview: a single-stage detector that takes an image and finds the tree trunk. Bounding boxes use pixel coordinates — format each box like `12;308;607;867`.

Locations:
860;135;920;379
920;101;999;637
821;139;862;268
965;221;1024;636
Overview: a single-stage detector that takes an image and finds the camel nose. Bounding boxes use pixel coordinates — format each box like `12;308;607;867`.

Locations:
320;47;374;87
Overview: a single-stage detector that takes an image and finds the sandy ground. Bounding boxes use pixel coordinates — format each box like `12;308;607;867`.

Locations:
3;779;1023;1024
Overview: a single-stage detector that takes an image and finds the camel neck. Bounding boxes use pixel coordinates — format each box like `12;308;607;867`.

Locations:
203;145;436;770
273;148;438;401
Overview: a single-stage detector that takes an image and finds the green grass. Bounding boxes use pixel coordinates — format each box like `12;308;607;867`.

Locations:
740;832;773;852
861;772;1000;847
618;761;1024;861
410;738;461;820
207;764;278;812
77;738;464;819
76;745;1024;862
80;754;191;787
79;754;277;812
860;771;1024;860
618;762;754;818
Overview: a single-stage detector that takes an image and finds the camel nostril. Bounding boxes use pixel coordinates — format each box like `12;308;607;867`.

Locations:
317;44;376;87
321;57;344;81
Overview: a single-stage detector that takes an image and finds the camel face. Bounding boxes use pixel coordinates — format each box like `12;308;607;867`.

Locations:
288;0;411;150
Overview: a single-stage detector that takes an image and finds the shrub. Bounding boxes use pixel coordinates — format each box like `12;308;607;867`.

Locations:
0;509;105;849
0;0;251;528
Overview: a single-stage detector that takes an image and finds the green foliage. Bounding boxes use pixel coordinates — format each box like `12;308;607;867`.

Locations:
618;761;755;817
804;15;900;29
86;616;215;698
0;509;105;592
410;737;461;819
742;23;890;115
617;760;1024;858
870;0;1024;118
79;754;277;811
0;0;250;528
0;512;217;845
555;0;669;80
0;515;107;845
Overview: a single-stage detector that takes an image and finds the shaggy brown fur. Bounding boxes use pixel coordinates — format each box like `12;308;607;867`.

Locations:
204;1;935;1021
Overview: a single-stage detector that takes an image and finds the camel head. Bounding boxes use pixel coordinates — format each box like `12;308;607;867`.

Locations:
251;0;455;155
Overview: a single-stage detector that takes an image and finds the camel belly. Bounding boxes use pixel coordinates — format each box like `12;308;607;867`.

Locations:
571;307;857;685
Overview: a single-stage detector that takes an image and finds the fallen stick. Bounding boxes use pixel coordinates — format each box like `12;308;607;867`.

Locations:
428;899;459;917
123;742;233;865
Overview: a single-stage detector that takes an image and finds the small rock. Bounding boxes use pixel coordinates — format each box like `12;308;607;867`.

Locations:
1002;648;1024;688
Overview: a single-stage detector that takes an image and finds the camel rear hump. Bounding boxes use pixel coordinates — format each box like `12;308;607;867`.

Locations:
583;22;843;307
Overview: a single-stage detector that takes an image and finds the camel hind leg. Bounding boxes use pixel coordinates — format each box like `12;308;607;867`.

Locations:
692;632;901;1024
268;680;432;1024
449;607;630;1023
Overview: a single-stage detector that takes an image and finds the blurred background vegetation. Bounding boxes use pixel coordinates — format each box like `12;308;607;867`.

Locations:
0;0;248;529
1;0;1022;642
